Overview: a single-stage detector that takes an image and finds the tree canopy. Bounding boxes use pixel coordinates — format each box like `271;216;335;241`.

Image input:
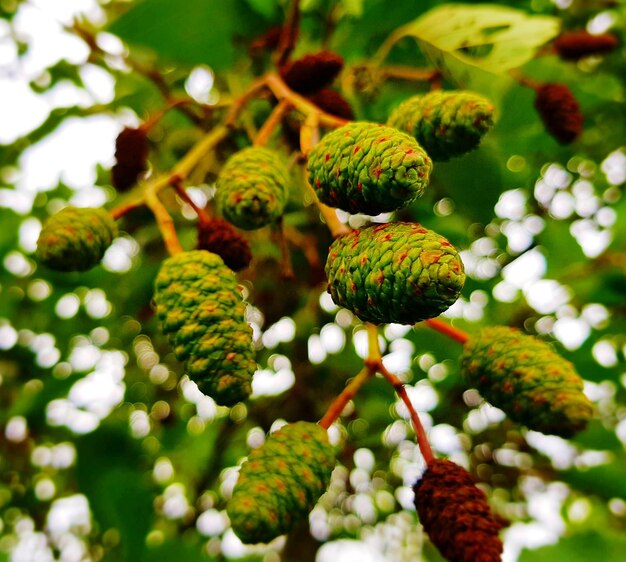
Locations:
1;1;626;561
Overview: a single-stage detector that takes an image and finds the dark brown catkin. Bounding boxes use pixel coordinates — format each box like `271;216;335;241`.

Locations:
413;459;504;562
554;30;619;61
196;219;252;272
307;88;355;120
111;127;149;191
279;51;344;94
534;83;583;145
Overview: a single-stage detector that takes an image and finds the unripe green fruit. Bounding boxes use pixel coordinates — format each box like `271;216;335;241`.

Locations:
387;90;495;161
227;422;335;544
153;250;255;406
307;122;432;215
325;222;465;324
216;147;290;230
36;207;117;272
460;326;593;437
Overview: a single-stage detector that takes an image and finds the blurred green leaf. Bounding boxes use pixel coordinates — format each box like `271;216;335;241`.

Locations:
431;142;504;224
519;530;626;562
108;0;262;67
559;454;626;501
76;427;155;561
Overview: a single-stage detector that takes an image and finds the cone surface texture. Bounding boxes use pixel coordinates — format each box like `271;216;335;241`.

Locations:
227;422;335;544
153;250;255;406
217;147;290;230
461;326;593;436
197;219;252;272
307;122;432;214
325;222;465;324
36;207;117;272
387;90;495;161
414;459;504;562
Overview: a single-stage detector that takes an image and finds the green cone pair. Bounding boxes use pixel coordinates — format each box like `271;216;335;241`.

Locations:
325;222;465;324
387;90;495;161
153;250;255;406
227;421;335;544
460;326;593;437
307;122;432;215
216;147;290;230
36;207;118;272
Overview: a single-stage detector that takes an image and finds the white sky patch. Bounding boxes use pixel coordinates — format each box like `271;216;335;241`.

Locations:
552;316;591;350
17;115;119;192
502;248;546;288
251;368;295;397
601;149;626;185
318;539;386;562
523;279;571;314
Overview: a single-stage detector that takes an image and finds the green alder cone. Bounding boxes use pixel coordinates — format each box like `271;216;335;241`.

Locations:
227;421;335;544
216;146;290;230
153;250;255;406
387;90;495;161
36;207;118;272
460;326;593;437
325;222;465;324
307;122;432;215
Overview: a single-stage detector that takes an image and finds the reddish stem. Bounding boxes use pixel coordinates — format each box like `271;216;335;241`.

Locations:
377;363;434;464
424;318;469;344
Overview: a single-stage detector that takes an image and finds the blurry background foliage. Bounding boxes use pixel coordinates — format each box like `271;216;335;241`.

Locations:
1;0;626;561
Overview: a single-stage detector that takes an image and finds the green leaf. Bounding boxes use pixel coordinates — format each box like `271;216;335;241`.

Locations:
108;0;261;68
519;530;626;562
430;141;504;224
244;0;280;20
559;454;626;501
386;5;560;101
142;539;210;562
76;427;155;561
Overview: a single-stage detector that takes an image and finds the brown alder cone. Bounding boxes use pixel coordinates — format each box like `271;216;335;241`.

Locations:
554;30;619;61
279;51;344;94
534;83;583;145
111;127;149;191
413;459;505;562
307;88;355;120
196;218;252;272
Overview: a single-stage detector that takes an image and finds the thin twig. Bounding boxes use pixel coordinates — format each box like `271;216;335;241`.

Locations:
319;367;372;429
275;0;301;66
377;362;434;464
276;218;295;279
145;186;183;255
265;73;348;129
254;99;293;146
381;66;439;83
170;176;212;226
224;77;269;128
424;318;469;344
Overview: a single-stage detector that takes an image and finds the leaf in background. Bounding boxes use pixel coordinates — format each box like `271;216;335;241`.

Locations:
383;5;560;101
519;530;626;562
430;142;504;224
244;0;281;20
558;454;626;501
76;427;155;561
108;0;261;68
